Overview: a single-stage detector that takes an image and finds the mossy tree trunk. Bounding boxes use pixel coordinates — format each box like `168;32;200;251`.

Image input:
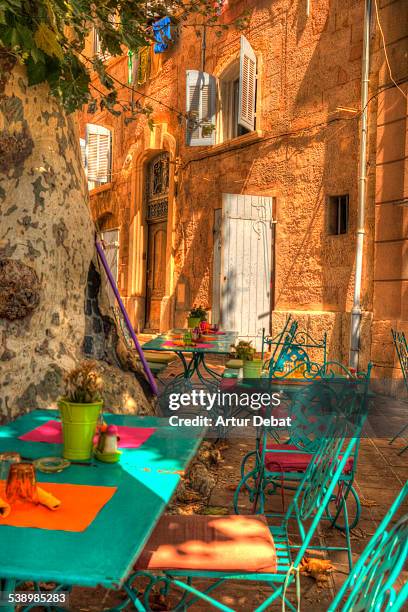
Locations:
0;60;153;421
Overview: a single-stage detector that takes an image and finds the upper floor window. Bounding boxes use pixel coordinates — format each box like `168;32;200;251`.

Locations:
92;15;116;60
327;194;349;235
185;35;257;147
80;124;112;191
186;70;216;146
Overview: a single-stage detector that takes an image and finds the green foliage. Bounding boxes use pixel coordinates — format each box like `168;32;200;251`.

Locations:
63;360;104;403
231;340;256;362
0;0;248;114
189;305;207;320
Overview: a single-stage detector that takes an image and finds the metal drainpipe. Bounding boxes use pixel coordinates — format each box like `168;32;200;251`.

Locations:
349;0;372;370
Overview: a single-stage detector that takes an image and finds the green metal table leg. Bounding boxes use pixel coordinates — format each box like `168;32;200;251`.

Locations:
1;579;17;612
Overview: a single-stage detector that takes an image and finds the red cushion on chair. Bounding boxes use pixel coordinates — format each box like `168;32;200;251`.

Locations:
263;443;354;473
136;514;277;573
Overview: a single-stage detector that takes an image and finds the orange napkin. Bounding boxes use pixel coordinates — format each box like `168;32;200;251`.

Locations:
37;486;61;510
0;481;116;532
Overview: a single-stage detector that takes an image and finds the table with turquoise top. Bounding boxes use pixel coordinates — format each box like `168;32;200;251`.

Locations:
142;330;238;390
0;410;204;611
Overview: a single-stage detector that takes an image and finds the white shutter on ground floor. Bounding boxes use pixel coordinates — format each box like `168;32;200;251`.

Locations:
213;194;274;350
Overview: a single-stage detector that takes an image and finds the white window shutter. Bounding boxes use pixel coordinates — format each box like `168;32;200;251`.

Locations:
79;138;86;170
238;35;257;131
186;70;216;146
85;124;112;183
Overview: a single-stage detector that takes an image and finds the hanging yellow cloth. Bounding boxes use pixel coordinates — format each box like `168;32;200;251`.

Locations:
137;46;151;85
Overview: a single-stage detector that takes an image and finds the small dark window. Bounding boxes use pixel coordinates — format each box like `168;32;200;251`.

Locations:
328;194;349;235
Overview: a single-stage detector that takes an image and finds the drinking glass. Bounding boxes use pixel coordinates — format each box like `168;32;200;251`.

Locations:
183;330;192;346
0;452;21;482
6;462;38;504
191;327;200;342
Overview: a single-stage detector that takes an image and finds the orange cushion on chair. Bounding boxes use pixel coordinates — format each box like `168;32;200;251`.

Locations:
136;514;277;573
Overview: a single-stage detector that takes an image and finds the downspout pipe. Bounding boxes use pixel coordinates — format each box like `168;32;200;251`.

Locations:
349;0;372;370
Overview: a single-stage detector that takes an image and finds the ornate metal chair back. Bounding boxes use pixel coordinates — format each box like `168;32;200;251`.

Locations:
328;482;408;612
392;329;408;393
265;322;327;380
283;431;357;563
261;315;296;361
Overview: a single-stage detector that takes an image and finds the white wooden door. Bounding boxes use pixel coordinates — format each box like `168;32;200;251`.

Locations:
101;228;119;306
215;194;274;349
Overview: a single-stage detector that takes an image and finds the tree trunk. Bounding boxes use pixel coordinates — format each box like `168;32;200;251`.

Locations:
0;59;154;422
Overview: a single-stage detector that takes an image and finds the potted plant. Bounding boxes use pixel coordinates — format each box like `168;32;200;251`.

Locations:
57;361;104;460
232;341;263;378
187;306;207;329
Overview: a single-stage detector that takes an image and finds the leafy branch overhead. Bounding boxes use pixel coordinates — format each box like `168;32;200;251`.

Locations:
0;0;249;115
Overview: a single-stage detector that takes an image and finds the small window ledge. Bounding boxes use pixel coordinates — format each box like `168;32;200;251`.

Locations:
89;182;113;196
186;130;263;161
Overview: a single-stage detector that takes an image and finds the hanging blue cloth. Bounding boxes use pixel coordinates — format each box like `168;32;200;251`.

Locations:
153;16;172;53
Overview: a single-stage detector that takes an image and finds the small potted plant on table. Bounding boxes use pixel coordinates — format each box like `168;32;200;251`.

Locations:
187;306;207;329
57;361;104;460
232;341;264;378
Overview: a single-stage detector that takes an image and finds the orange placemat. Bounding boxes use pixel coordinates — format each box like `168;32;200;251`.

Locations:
0;481;117;532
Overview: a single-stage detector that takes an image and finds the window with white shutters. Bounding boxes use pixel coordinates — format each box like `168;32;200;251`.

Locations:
79;138;86;170
85;124;112;190
238;35;257;132
186;70;216;146
217;36;257;142
93;15;115;61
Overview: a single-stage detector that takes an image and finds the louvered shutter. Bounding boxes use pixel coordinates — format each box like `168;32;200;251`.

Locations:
186;70;216;146
79;138;86;170
86;124;111;184
238;35;257;131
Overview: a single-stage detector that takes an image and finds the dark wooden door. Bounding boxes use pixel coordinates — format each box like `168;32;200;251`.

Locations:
145;152;169;330
145;220;167;330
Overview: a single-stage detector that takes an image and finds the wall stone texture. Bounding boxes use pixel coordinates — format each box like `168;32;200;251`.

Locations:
78;0;408;389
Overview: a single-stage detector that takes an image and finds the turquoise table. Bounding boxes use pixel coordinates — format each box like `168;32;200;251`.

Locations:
0;410;204;610
142;331;238;390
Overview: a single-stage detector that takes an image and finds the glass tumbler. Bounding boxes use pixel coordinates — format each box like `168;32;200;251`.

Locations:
0;452;21;482
6;462;39;504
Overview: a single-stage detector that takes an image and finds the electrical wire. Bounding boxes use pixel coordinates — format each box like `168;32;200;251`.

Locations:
374;0;407;100
80;50;187;119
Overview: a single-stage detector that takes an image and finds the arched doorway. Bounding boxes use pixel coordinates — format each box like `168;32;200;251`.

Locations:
145;152;169;330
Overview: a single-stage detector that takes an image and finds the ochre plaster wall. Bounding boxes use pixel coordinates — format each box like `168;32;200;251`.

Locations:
77;0;407;386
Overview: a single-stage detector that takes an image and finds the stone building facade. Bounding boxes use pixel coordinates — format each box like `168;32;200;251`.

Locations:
77;0;407;388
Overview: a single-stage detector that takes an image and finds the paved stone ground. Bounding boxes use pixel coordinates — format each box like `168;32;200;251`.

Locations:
65;354;407;611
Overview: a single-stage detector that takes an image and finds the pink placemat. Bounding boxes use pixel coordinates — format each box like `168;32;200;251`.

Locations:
163;341;212;349
19;420;156;449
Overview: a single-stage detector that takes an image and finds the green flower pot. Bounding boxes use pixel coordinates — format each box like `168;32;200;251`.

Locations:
58;399;102;460
187;316;201;329
243;359;263;379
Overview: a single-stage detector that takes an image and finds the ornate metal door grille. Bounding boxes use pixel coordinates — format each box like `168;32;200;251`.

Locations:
146;152;169;221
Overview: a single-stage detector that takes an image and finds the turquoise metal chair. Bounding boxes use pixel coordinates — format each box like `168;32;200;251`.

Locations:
329;482;408;612
262;316;327;379
112;430;357;612
235;362;372;540
389;329;408;455
261;315;296;361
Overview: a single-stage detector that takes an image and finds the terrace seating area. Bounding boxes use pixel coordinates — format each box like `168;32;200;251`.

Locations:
1;317;407;611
